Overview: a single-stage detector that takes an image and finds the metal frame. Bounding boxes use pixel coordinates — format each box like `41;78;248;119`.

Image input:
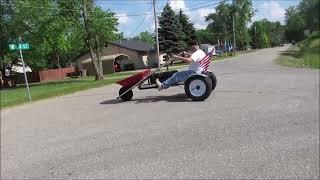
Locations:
117;56;176;99
116;55;213;100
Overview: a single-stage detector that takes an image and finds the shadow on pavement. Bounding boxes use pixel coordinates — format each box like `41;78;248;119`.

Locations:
100;93;193;105
277;50;302;59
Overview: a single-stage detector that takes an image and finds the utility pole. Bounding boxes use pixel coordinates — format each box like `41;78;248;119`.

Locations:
232;0;236;56
153;0;160;68
232;14;236;55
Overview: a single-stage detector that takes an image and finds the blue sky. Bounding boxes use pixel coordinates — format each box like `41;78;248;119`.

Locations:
97;0;300;38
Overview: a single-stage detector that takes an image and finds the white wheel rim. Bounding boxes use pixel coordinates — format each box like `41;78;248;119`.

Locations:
189;79;206;97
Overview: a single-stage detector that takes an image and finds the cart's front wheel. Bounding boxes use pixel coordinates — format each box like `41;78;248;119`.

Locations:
119;87;133;101
185;75;212;101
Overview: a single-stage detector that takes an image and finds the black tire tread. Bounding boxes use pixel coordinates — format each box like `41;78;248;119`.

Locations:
119;87;133;101
184;75;212;101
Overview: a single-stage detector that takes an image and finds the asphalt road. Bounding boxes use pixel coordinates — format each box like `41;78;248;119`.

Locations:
1;46;319;179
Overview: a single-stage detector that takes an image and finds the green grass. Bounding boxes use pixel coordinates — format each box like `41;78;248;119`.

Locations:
277;32;320;69
0;72;136;108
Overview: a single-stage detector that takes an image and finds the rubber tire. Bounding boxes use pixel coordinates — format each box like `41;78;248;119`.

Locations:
184;75;212;101
209;72;217;90
119;87;133;101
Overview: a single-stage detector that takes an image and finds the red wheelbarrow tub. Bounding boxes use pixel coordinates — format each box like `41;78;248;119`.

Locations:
116;69;151;87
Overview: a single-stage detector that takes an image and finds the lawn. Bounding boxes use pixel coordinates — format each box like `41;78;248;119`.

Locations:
0;72;136;108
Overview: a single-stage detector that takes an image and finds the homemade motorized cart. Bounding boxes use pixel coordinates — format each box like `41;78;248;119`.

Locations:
116;50;217;101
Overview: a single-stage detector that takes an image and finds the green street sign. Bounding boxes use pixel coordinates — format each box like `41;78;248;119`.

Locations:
9;44;17;50
18;43;30;50
9;43;30;50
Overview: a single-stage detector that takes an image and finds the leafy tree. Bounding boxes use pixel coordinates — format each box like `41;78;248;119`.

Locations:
284;0;319;42
59;0;118;80
250;19;284;47
115;32;126;41
134;31;155;45
88;6;118;79
0;0;119;81
298;0;320;32
285;9;306;42
206;3;233;44
205;0;254;49
195;29;215;44
233;0;255;50
249;21;269;48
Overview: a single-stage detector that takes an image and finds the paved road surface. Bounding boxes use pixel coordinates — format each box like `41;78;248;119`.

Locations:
1;46;319;179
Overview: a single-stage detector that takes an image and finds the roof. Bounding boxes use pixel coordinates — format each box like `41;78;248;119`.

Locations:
110;40;155;52
81;54;128;64
200;44;214;47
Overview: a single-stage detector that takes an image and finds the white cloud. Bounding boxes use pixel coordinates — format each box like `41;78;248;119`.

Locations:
189;8;214;30
116;13;130;25
145;11;153;21
256;0;285;22
169;0;188;11
198;8;212;19
194;23;207;30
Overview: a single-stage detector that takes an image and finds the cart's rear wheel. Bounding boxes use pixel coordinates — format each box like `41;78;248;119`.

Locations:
119;87;133;101
184;75;212;101
209;72;217;90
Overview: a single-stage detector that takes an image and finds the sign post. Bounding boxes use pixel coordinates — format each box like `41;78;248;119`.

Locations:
9;40;32;102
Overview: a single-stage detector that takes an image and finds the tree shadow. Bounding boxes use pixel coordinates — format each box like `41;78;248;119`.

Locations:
100;93;194;105
277;50;302;59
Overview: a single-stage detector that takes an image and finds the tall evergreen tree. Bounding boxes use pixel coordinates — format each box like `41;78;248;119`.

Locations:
158;4;185;54
177;9;196;45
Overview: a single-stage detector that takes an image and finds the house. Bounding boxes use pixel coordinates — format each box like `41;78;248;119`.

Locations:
200;44;216;54
77;40;158;75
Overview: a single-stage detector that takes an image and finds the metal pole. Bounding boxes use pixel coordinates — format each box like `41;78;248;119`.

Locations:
19;45;32;102
233;13;236;56
153;0;160;68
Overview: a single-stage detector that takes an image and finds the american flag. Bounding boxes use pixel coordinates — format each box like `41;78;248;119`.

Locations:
199;48;215;72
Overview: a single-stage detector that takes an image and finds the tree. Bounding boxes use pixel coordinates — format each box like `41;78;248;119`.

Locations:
134;31;155;45
1;0;64;72
285;7;306;42
88;7;118;80
233;0;255;50
205;0;254;49
249;20;269;48
0;0;119;82
195;29;215;44
158;3;186;54
115;32;125;41
251;19;284;47
177;9;196;45
284;0;319;42
205;2;233;44
298;0;320;32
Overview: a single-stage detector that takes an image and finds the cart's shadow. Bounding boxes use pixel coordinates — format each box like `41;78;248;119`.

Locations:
100;93;192;105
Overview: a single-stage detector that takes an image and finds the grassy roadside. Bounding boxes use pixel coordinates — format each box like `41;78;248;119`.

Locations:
0;72;136;109
276;32;320;69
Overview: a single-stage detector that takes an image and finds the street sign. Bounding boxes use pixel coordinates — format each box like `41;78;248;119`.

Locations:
9;44;17;50
18;43;30;50
8;41;32;102
9;43;30;50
